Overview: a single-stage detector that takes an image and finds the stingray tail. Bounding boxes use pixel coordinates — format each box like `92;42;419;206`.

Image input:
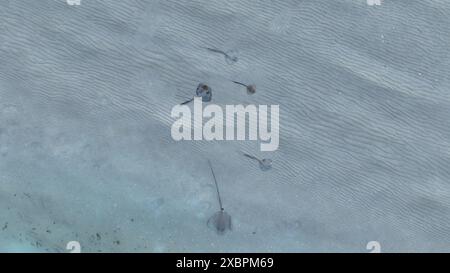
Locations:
243;153;258;161
208;159;223;211
232;81;247;87
205;47;225;55
180;97;194;105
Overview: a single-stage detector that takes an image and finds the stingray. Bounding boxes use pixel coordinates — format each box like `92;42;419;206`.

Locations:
180;83;212;105
232;81;256;95
243;153;272;171
207;160;232;235
204;47;239;64
195;83;212;102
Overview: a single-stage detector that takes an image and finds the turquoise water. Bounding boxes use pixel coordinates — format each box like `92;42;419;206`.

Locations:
1;0;450;252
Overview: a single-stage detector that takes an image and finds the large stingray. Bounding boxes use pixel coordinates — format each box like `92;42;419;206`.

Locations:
207;160;232;235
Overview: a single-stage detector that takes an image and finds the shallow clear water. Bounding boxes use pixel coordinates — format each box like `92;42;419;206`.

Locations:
1;0;450;252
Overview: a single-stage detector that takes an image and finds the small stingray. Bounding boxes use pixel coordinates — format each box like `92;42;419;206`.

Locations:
195;83;212;102
243;153;272;171
207;160;232;235
232;81;256;95
205;47;239;64
180;83;212;105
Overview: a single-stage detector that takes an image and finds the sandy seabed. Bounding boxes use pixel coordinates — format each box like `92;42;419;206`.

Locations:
1;0;450;252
